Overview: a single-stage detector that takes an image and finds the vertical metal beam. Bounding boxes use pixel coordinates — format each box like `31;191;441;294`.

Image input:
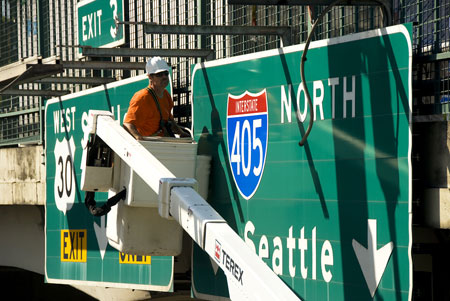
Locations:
417;0;422;53
434;0;440;106
325;4;330;38
37;0;41;57
197;0;207;62
307;6;312;36
434;0;439;51
39;97;43;144
70;0;75;61
17;0;22;59
399;0;405;24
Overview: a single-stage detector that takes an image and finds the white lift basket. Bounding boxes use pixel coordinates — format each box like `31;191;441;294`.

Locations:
80;111;210;255
109;139;210;255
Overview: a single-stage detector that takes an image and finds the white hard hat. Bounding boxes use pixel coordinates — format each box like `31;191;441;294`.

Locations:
146;57;170;74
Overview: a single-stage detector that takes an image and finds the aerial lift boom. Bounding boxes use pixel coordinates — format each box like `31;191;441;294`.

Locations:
84;110;300;301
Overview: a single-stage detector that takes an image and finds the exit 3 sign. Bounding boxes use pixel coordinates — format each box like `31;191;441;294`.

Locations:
77;0;125;54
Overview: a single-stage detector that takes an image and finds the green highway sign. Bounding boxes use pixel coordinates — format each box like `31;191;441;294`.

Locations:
191;24;412;300
45;74;175;290
77;0;125;53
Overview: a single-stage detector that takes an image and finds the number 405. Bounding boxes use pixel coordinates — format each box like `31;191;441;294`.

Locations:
230;119;264;177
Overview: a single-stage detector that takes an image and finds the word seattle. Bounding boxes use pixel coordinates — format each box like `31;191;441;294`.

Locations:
245;221;334;282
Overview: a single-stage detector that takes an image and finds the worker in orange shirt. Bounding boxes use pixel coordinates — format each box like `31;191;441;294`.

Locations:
123;57;190;140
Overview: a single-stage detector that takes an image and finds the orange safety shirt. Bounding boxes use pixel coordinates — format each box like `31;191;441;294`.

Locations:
124;87;174;136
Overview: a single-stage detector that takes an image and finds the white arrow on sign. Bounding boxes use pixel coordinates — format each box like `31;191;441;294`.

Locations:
352;219;394;298
93;216;108;260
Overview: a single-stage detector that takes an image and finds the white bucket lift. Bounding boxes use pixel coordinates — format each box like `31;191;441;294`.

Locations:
81;110;299;301
81;111;210;255
107;139;211;255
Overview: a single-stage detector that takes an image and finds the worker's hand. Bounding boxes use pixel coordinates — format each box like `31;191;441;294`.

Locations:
169;120;191;138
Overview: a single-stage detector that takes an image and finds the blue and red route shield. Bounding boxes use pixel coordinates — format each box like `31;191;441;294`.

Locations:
226;89;268;200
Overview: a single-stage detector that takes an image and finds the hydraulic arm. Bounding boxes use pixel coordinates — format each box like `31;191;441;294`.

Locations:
84;110;300;301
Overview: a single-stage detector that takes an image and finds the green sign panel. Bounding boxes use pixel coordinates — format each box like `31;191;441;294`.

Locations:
191;24;412;300
45;75;175;290
77;0;125;52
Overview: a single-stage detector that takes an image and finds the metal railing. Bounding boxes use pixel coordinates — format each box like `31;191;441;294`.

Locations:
0;95;43;146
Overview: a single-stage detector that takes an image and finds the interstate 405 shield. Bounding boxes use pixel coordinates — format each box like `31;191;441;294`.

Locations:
226;90;268;200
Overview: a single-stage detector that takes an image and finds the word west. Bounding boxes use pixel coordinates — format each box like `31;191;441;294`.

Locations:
53;106;76;134
244;221;334;283
82;9;102;41
61;229;87;262
281;75;356;123
55;104;122;138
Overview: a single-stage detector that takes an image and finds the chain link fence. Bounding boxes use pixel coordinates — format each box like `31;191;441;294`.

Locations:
1;0;42;146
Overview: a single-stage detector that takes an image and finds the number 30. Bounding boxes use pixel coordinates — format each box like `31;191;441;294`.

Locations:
57;155;73;198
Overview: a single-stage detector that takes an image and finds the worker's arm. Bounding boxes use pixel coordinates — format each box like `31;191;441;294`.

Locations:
123;122;144;140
